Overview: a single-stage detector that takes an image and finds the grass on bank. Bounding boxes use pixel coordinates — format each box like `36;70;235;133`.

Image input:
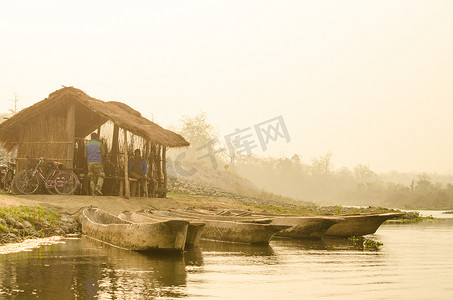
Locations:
0;206;61;236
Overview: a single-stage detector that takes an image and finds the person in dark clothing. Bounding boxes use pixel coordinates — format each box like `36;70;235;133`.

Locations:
85;133;105;195
128;149;148;197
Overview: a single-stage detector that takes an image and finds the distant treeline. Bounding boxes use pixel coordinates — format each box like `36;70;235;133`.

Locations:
232;153;453;210
172;112;453;210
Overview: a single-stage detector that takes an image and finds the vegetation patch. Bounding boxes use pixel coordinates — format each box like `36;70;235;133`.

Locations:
0;206;80;245
0;206;59;228
348;236;383;250
238;199;401;216
387;211;436;223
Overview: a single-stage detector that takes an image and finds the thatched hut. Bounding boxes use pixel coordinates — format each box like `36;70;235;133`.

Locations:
0;87;189;198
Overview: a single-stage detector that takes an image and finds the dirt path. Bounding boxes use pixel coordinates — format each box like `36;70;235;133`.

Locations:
0;193;251;216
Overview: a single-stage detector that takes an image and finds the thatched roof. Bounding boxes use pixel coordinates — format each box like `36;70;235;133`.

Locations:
0;87;189;152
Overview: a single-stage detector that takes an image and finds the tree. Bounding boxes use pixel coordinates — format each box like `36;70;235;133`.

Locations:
179;111;217;148
311;152;333;175
415;173;432;190
354;164;378;186
176;111;224;168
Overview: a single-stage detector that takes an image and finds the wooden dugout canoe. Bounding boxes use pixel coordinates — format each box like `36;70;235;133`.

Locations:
118;211;206;248
270;216;345;239
174;209;344;239
167;209;274;224
155;210;291;244
80;208;189;251
323;212;405;237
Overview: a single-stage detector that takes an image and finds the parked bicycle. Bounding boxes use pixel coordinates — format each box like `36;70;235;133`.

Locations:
15;157;80;195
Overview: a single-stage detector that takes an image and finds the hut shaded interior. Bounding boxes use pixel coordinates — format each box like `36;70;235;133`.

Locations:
0;87;189;198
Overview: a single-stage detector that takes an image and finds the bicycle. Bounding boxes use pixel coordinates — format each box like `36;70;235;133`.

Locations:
15;157;80;195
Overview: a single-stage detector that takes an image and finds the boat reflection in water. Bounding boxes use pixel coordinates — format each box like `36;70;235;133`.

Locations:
200;239;276;257
272;236;382;252
0;236;200;299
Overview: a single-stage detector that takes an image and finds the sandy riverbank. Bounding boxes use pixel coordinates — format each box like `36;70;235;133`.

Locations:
0;192;251;247
0;193;252;216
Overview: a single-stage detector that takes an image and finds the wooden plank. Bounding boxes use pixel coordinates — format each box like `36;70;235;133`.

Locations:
16;157;73;161
11;141;74;144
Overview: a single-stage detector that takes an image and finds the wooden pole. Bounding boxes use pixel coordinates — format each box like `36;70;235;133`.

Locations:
162;146;167;198
149;143;155;197
145;142;150;164
111;124;119;165
123;129;130;199
156;145;163;197
149;143;155;178
65;102;76;169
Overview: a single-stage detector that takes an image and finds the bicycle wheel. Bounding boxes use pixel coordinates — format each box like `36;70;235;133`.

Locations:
54;170;78;195
15;170;39;194
44;171;57;194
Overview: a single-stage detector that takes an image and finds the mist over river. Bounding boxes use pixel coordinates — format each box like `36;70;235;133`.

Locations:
1;212;452;299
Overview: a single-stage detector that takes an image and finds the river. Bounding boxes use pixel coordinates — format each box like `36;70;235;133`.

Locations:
1;212;452;299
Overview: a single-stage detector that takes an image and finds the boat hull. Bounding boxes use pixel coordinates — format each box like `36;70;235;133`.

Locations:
118;211;206;248
81;208;189;251
180;210;343;239
201;219;287;244
324;213;405;237
157;210;289;244
271;216;344;239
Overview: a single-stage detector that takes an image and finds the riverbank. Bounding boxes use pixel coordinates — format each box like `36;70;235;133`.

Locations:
0;206;79;245
0;190;427;246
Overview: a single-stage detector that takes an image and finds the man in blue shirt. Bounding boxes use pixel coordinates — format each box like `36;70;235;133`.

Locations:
128;149;148;197
85;133;105;195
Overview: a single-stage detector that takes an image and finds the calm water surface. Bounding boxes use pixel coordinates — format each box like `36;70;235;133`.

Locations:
1;213;452;299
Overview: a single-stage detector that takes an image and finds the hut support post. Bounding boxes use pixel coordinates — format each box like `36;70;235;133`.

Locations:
123;129;130;199
162;146;167;198
156;145;163;197
65;102;76;169
149;143;155;197
145;142;149;163
111;124;119;165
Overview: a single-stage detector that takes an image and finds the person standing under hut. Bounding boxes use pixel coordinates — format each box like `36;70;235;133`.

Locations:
85;132;105;195
128;149;148;197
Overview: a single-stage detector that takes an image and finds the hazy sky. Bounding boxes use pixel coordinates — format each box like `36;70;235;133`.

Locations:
1;1;452;173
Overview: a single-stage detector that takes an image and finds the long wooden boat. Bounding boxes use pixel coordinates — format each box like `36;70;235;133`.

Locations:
80;208;189;251
172;209;344;239
154;210;290;244
118;211;206;248
269;216;345;239
323;213;405;237
167;209;274;224
202;209;404;239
